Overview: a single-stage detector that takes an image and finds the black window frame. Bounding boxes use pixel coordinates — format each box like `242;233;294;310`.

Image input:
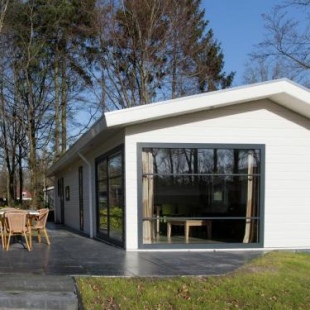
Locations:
95;145;125;248
137;143;265;250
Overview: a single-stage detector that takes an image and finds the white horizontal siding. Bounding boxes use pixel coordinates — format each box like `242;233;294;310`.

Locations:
62;169;80;231
125;99;310;250
54;131;125;238
125;147;139;249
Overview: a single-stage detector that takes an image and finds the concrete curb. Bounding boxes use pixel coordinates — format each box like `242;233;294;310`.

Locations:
0;275;78;310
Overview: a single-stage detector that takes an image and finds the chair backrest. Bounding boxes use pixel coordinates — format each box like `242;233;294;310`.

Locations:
5;211;28;233
35;208;49;229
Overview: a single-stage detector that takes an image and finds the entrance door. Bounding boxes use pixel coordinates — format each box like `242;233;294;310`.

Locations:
96;149;124;247
79;166;84;231
58;177;65;224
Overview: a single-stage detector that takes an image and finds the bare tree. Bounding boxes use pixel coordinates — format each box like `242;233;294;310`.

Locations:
0;0;9;33
243;58;301;84
94;0;172;110
244;1;310;86
0;37;29;205
1;1;55;208
27;0;97;158
94;0;234;111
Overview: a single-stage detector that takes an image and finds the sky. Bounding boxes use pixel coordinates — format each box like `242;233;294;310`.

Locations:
203;1;284;86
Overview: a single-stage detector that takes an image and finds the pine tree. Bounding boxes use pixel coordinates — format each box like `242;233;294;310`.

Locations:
96;0;234;110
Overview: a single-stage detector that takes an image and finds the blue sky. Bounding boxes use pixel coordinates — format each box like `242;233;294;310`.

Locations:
203;1;283;86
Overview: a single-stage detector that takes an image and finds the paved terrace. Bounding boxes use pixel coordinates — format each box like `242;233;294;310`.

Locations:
0;222;264;276
0;223;265;309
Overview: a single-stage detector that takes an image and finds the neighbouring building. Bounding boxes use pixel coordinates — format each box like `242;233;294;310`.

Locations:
17;189;32;201
47;79;310;251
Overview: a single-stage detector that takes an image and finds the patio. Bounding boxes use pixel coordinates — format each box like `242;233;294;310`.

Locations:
0;222;265;276
0;222;269;310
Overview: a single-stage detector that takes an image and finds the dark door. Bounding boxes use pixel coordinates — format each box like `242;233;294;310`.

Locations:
79;166;84;231
58;177;65;224
96;150;124;247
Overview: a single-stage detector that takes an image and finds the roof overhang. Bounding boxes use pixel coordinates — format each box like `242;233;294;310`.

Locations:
47;79;310;176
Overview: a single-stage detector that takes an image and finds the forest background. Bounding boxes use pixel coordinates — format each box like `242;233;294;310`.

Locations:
0;0;308;208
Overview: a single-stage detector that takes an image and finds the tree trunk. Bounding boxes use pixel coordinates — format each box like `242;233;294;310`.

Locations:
27;78;39;209
61;60;67;154
54;57;60;159
18;144;23;205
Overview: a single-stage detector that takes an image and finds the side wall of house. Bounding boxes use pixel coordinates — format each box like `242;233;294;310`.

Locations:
59;160;86;229
53;131;125;237
124;99;310;250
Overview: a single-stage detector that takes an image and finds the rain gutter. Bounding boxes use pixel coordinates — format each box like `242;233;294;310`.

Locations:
78;152;94;238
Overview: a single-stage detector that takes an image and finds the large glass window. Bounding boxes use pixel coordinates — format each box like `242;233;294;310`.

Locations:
96;148;124;247
141;146;263;247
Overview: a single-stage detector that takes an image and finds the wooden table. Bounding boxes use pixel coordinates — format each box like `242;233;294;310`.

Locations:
167;219;212;241
0;208;40;218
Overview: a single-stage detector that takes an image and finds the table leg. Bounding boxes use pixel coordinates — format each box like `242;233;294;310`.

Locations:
29;228;32;249
1;219;6;248
185;222;189;242
27;218;33;249
167;222;171;239
155;206;160;237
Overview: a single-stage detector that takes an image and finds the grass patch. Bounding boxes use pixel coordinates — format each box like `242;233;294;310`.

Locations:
76;251;310;309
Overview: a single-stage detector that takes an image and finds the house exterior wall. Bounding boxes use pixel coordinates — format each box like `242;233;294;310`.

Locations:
61;166;83;229
53;130;125;237
124;99;310;250
53;159;91;233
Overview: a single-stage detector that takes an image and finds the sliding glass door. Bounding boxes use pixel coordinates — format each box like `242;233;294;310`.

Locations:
96;148;124;247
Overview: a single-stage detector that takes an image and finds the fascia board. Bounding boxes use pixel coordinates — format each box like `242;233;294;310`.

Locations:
268;81;310;119
104;79;310;128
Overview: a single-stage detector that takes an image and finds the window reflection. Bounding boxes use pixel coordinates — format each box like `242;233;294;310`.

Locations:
142;147;262;246
96;151;124;246
153;148;260;175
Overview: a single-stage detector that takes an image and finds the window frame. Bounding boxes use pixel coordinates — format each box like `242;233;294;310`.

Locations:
137;143;265;250
95;145;125;248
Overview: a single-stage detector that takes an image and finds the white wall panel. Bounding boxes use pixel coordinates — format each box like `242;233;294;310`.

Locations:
125;99;310;249
54;131;125;238
62;169;80;230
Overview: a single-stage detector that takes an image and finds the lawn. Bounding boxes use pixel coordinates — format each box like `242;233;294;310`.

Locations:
76;251;310;309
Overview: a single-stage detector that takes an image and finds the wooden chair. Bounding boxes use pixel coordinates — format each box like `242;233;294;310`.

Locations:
0;219;5;248
1;208;22;248
4;211;31;251
32;208;50;245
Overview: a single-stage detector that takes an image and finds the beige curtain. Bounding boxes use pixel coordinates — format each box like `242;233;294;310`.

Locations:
142;151;154;244
243;151;255;243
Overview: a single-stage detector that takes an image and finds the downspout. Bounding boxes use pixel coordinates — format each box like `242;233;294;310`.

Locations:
78;152;94;238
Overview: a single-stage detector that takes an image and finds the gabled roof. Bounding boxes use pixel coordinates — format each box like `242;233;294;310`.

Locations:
47;79;310;176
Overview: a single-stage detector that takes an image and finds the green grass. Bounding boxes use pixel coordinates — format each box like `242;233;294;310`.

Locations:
76;251;310;309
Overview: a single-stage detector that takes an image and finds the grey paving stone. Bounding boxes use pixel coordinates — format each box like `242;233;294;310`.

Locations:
0;222;273;309
0;276;78;310
0;291;77;310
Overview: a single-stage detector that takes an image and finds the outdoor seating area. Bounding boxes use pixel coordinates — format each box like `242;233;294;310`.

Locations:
0;207;50;251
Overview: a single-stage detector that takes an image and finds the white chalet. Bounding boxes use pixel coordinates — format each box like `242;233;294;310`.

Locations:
47;79;310;250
